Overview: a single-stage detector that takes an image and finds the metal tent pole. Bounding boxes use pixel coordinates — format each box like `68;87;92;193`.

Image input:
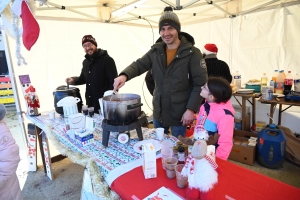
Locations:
2;30;28;145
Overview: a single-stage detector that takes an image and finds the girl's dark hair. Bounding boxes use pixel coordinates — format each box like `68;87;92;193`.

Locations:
207;76;232;103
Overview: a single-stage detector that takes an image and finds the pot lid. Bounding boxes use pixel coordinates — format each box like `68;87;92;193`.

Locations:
55;85;76;91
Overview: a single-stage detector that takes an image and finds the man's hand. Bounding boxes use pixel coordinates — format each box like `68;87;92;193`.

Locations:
113;75;127;91
181;109;194;126
65;77;74;85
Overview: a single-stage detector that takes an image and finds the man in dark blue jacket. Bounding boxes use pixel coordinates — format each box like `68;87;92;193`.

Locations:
66;35;118;113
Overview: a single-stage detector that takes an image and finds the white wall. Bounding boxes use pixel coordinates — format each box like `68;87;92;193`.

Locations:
6;4;300;133
183;5;300;82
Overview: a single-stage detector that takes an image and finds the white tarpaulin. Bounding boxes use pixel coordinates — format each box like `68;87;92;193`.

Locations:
1;1;300;132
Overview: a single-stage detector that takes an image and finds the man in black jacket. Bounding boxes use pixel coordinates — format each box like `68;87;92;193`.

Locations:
66;35;118;113
203;43;232;83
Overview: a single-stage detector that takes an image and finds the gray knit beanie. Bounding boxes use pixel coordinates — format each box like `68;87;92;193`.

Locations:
0;104;6;121
159;7;181;33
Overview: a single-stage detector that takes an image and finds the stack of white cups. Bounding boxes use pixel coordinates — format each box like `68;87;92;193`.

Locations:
161;140;173;170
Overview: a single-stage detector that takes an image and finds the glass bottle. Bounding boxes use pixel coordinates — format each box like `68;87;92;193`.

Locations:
178;146;185;164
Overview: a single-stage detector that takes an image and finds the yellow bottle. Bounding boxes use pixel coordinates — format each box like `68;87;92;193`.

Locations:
261;73;268;92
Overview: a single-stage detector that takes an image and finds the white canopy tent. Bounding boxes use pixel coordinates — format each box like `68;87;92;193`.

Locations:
0;0;300;136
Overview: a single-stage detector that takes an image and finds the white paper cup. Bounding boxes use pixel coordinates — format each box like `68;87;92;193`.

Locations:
49;111;55;119
156;128;165;140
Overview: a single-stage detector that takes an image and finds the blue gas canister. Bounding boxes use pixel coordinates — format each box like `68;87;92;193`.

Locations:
257;124;286;169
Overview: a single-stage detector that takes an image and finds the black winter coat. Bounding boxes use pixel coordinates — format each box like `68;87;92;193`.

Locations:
72;49;118;113
121;32;207;126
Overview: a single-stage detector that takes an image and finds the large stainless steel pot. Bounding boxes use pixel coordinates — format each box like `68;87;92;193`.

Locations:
102;93;143;125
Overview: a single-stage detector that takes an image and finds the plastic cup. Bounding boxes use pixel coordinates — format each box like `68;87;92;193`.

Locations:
88;107;94;117
48;111;55;119
164;157;178;179
161;154;171;170
175;164;188;188
156;128;165;140
82;105;88;116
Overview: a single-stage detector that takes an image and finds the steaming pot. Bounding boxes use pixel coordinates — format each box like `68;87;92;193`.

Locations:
102;93;143;125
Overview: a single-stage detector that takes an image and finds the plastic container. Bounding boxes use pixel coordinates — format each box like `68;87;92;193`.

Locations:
294;73;300;92
272;70;278;93
261;73;268;92
270;80;275;90
284;71;293;95
281;70;286;78
276;70;285;94
257;124;286;169
262;86;274;100
245;84;261;93
233;71;241;90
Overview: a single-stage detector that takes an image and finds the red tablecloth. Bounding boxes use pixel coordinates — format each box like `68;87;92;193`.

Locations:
111;158;300;200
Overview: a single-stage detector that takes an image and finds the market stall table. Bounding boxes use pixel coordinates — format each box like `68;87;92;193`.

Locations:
26;112;300;199
232;92;256;130
258;97;300;125
25;112;178;197
111;157;300;200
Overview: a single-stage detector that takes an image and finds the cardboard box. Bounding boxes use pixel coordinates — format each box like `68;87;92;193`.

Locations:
75;129;94;147
234;113;251;131
68;113;86;130
228;130;258;165
142;143;157;179
256;121;267;132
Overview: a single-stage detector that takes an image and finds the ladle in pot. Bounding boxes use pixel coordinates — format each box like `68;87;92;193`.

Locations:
109;90;116;101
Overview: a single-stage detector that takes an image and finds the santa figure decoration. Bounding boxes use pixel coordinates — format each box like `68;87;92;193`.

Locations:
25;85;40;115
181;140;220;200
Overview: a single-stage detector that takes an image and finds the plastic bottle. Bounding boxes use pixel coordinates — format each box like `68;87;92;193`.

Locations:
284;71;293;95
261;72;268;92
272;70;278;93
294;73;300;93
270;80;275;92
281;70;286;78
233;71;241;90
276;70;285;94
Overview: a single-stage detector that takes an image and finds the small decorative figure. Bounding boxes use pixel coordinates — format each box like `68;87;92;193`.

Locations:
181;140;220;200
25;85;40;115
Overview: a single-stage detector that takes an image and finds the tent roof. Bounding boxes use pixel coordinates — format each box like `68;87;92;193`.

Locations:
35;0;299;27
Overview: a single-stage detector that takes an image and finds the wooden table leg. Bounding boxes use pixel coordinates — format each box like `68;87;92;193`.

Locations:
278;104;282;125
252;96;256;126
36;125;66;175
242;97;247;130
36;126;47;173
